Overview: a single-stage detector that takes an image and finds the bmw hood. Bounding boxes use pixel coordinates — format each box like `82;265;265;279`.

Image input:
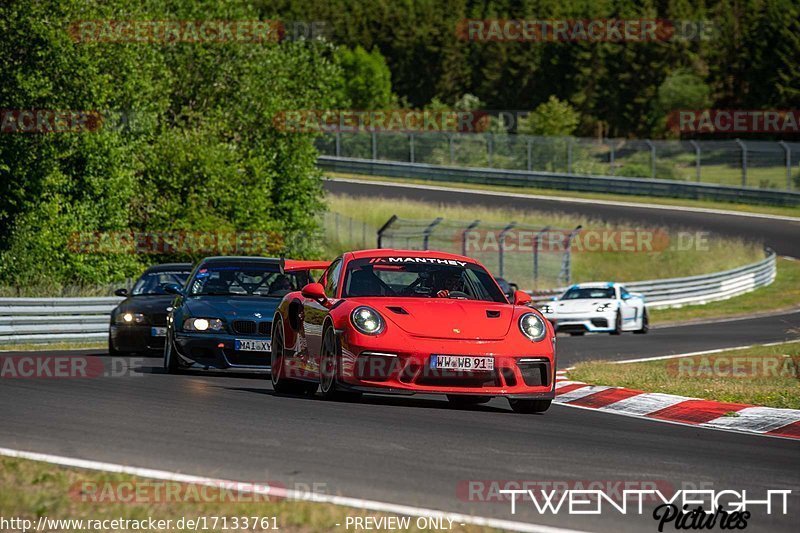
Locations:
373;299;514;340
114;295;175;316
183;296;280;320
554;299;617;314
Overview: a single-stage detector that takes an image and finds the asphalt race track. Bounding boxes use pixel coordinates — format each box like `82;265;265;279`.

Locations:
2;311;799;533
324;178;800;257
2;181;799;532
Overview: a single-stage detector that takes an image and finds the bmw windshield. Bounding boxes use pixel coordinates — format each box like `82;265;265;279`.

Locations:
188;263;309;297
131;270;191;296
342;257;506;302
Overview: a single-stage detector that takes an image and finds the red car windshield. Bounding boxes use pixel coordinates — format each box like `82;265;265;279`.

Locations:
342;258;506;302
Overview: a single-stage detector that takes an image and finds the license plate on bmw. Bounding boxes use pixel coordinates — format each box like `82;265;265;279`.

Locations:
150;327;166;337
235;339;271;352
430;355;494;371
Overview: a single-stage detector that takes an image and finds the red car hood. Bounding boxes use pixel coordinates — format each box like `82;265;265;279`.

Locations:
365;298;515;340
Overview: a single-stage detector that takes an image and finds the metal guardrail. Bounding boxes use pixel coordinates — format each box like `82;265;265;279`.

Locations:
0;251;777;345
0;297;120;345
532;250;777;309
318;156;800;206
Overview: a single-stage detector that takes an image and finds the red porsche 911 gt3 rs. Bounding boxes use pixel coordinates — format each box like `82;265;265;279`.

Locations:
270;249;556;413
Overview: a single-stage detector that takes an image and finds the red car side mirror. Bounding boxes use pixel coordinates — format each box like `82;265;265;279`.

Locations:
513;290;532;306
301;282;329;306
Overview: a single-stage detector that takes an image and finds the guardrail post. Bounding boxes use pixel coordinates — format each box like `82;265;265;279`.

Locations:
409;132;415;163
498;222;517;278
645;140;656;179
376;215;398;248
689;140;701;182
487;133;494;168
779;141;791;190
607;140;615;176
735;139;747;187
335;130;341;157
371;131;378;160
526;137;532;171
422;217;443;250
448;134;455;165
461;220;481;256
560;225;582;285
567;138;574;174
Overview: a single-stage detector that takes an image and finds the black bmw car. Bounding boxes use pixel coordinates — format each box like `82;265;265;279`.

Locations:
162;256;328;373
108;263;193;356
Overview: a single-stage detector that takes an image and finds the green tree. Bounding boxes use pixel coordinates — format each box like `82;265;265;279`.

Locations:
333;46;396;109
517;96;580;137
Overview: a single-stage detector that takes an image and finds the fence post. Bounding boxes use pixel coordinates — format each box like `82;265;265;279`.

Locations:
533;226;550;289
371;131;377;160
335;130;341;157
376;215;398;248
487;133;494;168
560;225;582;285
526;137;532;171
567;138;574;174
689;140;701;182
422;217;443;250
645;140;656;179
498;222;517;278
779;141;791;190
448;134;455;165
409;132;415;163
735;139;747;187
461;220;481;256
608;140;615;176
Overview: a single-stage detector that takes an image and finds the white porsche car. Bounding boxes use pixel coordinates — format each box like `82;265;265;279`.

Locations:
538;282;648;335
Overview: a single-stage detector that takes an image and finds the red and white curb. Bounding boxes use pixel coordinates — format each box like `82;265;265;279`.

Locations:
554;371;800;440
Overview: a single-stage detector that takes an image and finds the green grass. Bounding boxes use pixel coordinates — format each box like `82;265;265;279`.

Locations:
0;457;497;533
651;258;800;324
568;342;800;409
0;341;105;352
326;173;800;219
325;193;764;291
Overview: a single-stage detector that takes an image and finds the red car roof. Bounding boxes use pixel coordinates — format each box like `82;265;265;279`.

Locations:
348;249;477;263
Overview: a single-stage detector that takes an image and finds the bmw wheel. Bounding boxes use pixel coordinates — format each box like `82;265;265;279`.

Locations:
163;329;182;374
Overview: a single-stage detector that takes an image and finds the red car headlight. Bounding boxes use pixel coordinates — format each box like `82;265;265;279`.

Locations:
351;306;384;335
519;313;547;341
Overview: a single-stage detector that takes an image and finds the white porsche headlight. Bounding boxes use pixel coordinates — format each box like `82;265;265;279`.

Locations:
540;304;553;314
183;318;224;332
519;313;546;341
351;306;384;335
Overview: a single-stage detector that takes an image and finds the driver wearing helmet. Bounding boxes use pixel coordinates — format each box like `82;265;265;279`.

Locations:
436;270;466;298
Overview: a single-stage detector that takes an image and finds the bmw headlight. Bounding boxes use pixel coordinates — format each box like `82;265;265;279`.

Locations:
351;306;384;335
539;304;553;314
183;318;224;332
115;312;147;325
519;313;547;341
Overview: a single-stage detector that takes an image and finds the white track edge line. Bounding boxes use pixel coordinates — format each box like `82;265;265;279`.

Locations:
328;177;800;223
0;447;590;533
610;339;800;364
